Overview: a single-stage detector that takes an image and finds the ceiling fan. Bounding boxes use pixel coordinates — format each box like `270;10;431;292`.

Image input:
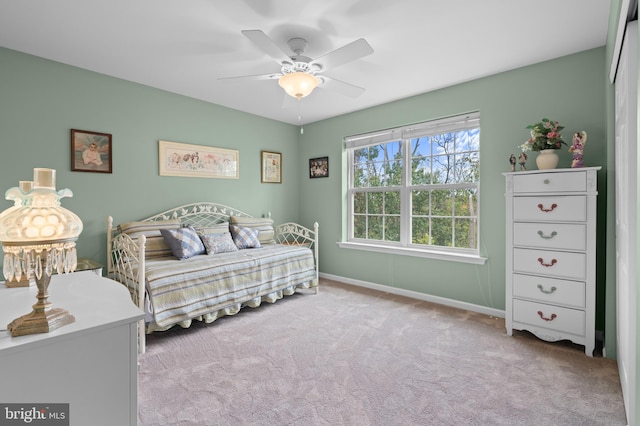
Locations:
220;30;374;100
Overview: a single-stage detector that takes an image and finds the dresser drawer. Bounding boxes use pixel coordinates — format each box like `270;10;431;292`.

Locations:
513;222;586;250
513;248;586;280
513;274;585;308
512;171;587;193
513;299;585;336
513;195;586;222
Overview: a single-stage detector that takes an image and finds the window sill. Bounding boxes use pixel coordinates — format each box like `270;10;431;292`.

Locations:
336;241;487;265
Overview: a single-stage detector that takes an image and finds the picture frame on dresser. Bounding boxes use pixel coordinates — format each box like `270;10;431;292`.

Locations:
503;167;601;357
71;129;112;174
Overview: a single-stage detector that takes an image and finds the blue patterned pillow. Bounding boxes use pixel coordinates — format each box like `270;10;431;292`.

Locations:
198;231;238;255
230;225;261;249
160;226;206;260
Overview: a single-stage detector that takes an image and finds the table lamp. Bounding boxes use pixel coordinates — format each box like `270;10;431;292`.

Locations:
0;168;83;336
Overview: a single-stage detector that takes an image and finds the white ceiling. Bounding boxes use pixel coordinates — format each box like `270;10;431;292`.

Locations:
0;0;611;125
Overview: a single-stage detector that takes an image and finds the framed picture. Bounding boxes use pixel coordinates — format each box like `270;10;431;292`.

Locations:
158;140;239;179
71;129;112;173
309;156;329;178
261;150;282;183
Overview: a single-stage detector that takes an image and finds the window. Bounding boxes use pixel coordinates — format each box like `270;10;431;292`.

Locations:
343;112;482;262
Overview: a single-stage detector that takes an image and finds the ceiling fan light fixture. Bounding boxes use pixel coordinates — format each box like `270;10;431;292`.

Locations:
278;72;318;100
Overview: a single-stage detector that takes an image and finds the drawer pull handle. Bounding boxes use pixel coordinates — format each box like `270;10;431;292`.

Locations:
537;257;557;267
543;179;550;184
537;284;557;294
537;311;557;322
537;230;557;240
537;203;558;213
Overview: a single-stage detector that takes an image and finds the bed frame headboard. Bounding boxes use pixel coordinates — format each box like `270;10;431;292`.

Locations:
141;202;254;227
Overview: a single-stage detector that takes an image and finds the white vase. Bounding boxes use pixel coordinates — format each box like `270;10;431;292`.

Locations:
535;149;559;170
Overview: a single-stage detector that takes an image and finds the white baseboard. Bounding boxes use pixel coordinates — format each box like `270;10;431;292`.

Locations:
320;272;505;319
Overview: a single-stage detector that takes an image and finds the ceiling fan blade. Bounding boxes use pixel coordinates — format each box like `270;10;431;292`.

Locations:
218;72;280;81
311;38;373;70
319;75;366;98
241;30;292;65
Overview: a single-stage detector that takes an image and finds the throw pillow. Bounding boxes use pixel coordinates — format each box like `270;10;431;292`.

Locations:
160;225;206;260
194;222;229;236
229;216;275;245
198;231;238;255
230;225;261;249
117;219;181;259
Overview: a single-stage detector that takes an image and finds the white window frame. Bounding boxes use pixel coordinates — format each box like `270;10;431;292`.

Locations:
339;112;486;265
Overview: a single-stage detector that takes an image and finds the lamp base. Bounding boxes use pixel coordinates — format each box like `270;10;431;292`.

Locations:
5;277;32;288
7;307;75;337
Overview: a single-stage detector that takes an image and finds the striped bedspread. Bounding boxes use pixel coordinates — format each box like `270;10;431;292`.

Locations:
144;244;317;328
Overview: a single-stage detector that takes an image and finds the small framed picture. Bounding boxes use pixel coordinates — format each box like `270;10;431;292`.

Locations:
309;156;329;178
261;151;282;183
71;129;112;173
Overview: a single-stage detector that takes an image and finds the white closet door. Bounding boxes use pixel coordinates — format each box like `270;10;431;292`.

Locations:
615;20;638;425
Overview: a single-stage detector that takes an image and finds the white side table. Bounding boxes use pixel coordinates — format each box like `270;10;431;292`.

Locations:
0;272;143;425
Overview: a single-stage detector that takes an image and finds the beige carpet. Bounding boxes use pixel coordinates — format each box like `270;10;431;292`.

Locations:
138;279;626;425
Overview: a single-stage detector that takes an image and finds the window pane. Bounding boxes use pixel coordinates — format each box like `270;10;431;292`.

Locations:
353;215;366;239
431;133;454;155
411;156;431;185
411;137;432;185
455;218;477;249
431;217;453;247
454;152;479;183
385;216;401;242
354;192;366;214
412;217;430;245
411;190;430;215
454;189;477;216
385;191;401;215
368;192;383;214
411;136;431;157
353;162;368;188
432;155;454;184
369;215;383;240
355;141;403;188
431;190;452;216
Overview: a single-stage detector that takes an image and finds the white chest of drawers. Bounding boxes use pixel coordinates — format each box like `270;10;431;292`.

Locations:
504;167;600;356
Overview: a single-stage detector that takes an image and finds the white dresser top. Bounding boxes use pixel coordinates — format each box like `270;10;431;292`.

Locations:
503;166;602;176
0;271;143;355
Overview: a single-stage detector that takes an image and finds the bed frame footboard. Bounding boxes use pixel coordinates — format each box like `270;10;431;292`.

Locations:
274;221;319;293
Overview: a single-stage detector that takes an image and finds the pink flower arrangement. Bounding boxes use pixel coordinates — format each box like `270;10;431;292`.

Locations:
520;118;567;152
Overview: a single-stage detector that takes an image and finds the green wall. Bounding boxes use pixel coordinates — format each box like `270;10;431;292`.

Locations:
298;48;607;322
0;43;612;351
0;47;300;270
